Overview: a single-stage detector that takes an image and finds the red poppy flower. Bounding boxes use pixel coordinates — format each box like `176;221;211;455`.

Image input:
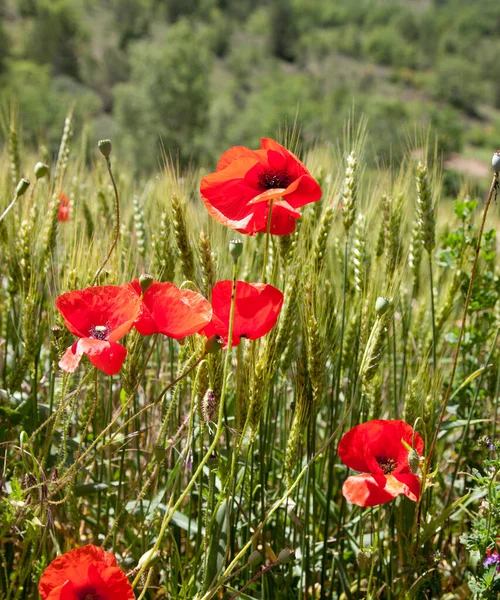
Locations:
56;286;141;375
58;192;70;222
125;279;212;338
338;420;424;507
203;280;284;347
39;544;135;600
200;138;322;236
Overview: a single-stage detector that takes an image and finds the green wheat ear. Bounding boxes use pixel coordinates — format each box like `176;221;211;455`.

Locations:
172;193;195;282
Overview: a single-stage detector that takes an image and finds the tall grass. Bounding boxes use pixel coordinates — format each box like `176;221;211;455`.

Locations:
1;114;500;599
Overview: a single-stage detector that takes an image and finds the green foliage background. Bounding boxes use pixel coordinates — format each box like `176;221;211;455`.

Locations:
1;0;500;170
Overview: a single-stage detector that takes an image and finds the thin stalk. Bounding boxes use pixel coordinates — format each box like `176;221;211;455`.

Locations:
320;237;348;599
445;325;500;506
93;156;120;284
426;174;497;470
261;199;274;282
132;259;239;588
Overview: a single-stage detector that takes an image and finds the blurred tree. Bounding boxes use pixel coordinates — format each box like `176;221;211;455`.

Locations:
0;19;8;75
269;0;297;62
431;56;482;114
113;19;211;169
26;0;88;81
111;0;154;49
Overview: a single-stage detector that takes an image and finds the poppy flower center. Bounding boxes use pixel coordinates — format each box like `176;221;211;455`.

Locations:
89;325;110;340
376;456;397;475
78;587;101;600
258;169;293;191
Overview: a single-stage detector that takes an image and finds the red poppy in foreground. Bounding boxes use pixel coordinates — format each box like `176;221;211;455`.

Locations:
58;192;70;222
125;278;212;338
338;419;424;507
39;544;135;600
200;138;322;236
203;280;284;347
56;286;141;375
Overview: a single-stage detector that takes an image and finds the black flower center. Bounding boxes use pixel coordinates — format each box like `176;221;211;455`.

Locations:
78;588;101;600
258;169;293;191
376;456;397;475
89;324;110;340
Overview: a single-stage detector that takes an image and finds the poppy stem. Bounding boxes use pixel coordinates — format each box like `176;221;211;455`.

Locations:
423;173;497;509
132;257;240;590
93;156;120;284
261;199;274;282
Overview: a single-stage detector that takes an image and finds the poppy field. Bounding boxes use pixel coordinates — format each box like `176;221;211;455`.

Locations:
1;116;500;600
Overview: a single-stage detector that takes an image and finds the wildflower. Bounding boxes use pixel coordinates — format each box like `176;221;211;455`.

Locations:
125;278;212;338
203;280;284;347
39;544;134;600
56;286;141;375
200;138;322;236
338;419;424;507
58;192;70;222
483;548;500;570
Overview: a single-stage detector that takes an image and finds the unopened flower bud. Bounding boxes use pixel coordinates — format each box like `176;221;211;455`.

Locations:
139;274;154;294
15;178;30;198
229;238;243;262
277;548;295;564
248;550;263;566
98;139;112;159
492;151;500;174
408;447;420;474
375;296;390;317
20;431;30;448
201;389;218;423
205;335;223;355
34;162;49;179
356;549;372;569
138;548;159;569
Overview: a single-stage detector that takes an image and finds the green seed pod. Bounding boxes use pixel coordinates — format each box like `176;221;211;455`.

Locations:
248;551;263;567
277;548;296;564
492;151;500;173
229;238;243;262
15;178;30;198
98;139;112;158
34;162;49;179
139;273;154;294
375;296;390;316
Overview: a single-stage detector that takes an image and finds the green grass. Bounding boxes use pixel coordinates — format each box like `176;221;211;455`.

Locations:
1;113;500;600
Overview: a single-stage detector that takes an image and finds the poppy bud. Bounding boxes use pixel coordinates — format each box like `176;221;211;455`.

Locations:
277;548;295;564
139;273;154;294
15;178;30;198
34;162;49;179
492;151;500;174
204;334;223;355
19;430;30;448
201;389;218;423
98;139;112;159
375;296;390;317
248;550;263;566
229;238;243;262
138;548;159;570
408;447;420;474
356;549;372;569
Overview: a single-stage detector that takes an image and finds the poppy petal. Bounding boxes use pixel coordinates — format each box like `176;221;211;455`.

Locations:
200;138;321;236
56;286;141;342
59;342;84;373
77;339;127;375
343;473;422;506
